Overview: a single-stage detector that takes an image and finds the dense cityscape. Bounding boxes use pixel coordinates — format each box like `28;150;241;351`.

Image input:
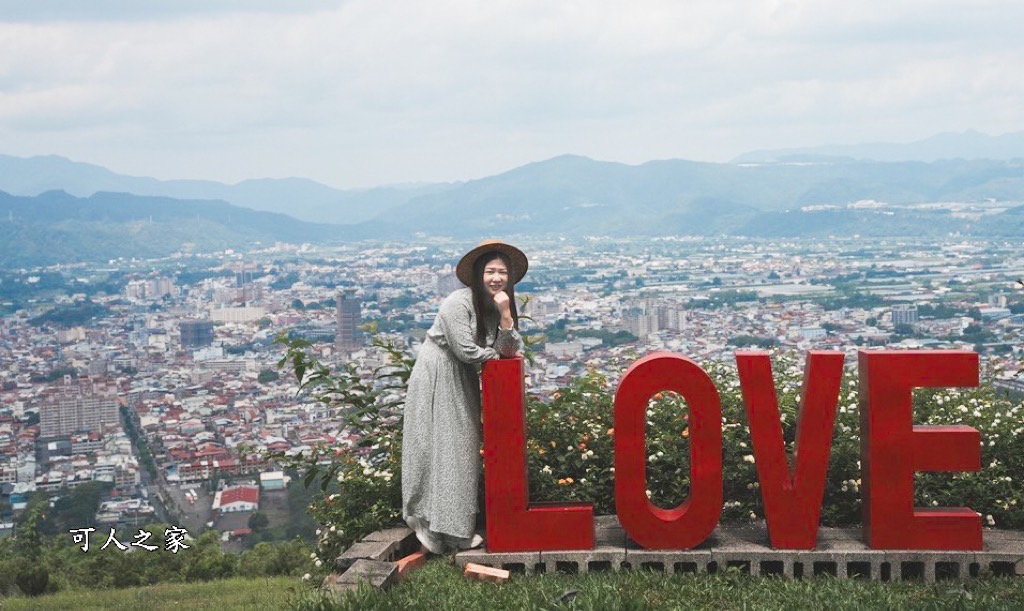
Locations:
1;236;1023;542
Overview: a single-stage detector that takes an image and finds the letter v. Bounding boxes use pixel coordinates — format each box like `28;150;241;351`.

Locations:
736;351;844;549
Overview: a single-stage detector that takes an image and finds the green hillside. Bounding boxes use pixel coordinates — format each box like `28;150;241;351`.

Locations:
0;190;344;267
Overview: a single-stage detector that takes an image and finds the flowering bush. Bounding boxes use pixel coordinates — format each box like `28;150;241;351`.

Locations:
267;335;410;571
274;341;1024;574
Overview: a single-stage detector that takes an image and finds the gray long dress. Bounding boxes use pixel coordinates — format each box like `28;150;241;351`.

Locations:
401;287;523;540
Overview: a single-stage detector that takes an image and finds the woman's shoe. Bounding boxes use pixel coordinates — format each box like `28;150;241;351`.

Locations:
456;533;484;550
407;516;445;554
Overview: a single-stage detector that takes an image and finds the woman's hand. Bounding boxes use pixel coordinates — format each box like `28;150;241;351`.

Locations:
493;290;511;312
493;291;514;330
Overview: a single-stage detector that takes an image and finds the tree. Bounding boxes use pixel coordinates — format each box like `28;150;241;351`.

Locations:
13;504;50;596
257;369;280;384
248;511;270;531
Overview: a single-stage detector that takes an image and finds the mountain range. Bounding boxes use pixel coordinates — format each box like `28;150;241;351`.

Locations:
2;130;1024;267
0;190;341;268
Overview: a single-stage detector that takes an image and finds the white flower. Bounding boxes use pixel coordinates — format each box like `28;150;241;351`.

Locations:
542;465;552;474
743;455;756;464
986;514;996;526
302;573;311;581
645;489;652;498
315;559;323;568
330;525;337;532
310;552;317;559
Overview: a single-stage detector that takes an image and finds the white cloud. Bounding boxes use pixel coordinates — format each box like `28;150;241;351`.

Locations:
2;0;1024;187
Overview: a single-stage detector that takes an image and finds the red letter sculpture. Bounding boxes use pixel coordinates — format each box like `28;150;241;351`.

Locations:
736;351;844;549
614;353;722;549
859;350;981;550
481;358;594;552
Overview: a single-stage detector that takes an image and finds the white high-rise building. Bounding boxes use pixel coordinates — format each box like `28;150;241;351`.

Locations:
40;378;119;438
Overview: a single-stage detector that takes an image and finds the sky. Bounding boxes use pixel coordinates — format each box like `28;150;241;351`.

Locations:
2;0;1024;189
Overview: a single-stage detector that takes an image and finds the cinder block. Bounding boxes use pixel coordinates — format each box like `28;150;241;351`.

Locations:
542;546;627;574
625;548;713;575
444;518;1024;582
456;549;541;574
595;522;626;548
396;551;427;579
321;572;359;594
336;539;400;571
464;562;511;583
323;559;398;594
362;526;419;557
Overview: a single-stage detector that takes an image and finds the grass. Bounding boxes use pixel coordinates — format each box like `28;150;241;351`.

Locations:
310;559;1024;610
1;576;298;610
5;562;1024;610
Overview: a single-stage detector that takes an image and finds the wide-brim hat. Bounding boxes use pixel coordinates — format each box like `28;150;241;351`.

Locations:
456;240;529;287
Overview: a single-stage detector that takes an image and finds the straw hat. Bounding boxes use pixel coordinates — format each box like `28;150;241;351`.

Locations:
455;240;529;287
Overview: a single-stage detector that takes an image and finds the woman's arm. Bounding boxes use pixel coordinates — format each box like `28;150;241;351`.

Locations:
491;290;522;358
493;327;523;358
436;296;499;364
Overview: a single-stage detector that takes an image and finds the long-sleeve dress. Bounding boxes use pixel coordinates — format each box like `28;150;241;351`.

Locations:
401;287;523;541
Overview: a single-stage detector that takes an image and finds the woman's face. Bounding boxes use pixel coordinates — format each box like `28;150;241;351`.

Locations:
481;257;510;296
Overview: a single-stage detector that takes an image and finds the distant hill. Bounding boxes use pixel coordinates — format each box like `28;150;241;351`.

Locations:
0;154;456;224
3;149;1024;267
0;190;345;267
732;130;1024;163
372;155;1024;238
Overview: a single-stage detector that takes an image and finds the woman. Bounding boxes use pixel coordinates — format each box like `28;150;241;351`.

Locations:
402;240;527;553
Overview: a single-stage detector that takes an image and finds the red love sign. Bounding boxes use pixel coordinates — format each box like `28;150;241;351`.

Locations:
481;350;982;553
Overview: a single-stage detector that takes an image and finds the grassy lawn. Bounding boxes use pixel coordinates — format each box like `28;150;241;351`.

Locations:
5;562;1024;610
1;576;299;610
313;559;1024;610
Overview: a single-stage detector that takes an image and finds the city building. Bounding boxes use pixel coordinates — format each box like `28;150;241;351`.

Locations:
39;378;119;438
891;304;919;326
213;484;260;513
179;320;215;349
336;289;362;351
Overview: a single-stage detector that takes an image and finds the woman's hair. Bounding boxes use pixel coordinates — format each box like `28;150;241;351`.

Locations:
470;251;519;344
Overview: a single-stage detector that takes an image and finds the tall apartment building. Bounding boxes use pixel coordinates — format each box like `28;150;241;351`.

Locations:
336;289;363;351
40;378;119;438
180;320;215;348
891;304;919;327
